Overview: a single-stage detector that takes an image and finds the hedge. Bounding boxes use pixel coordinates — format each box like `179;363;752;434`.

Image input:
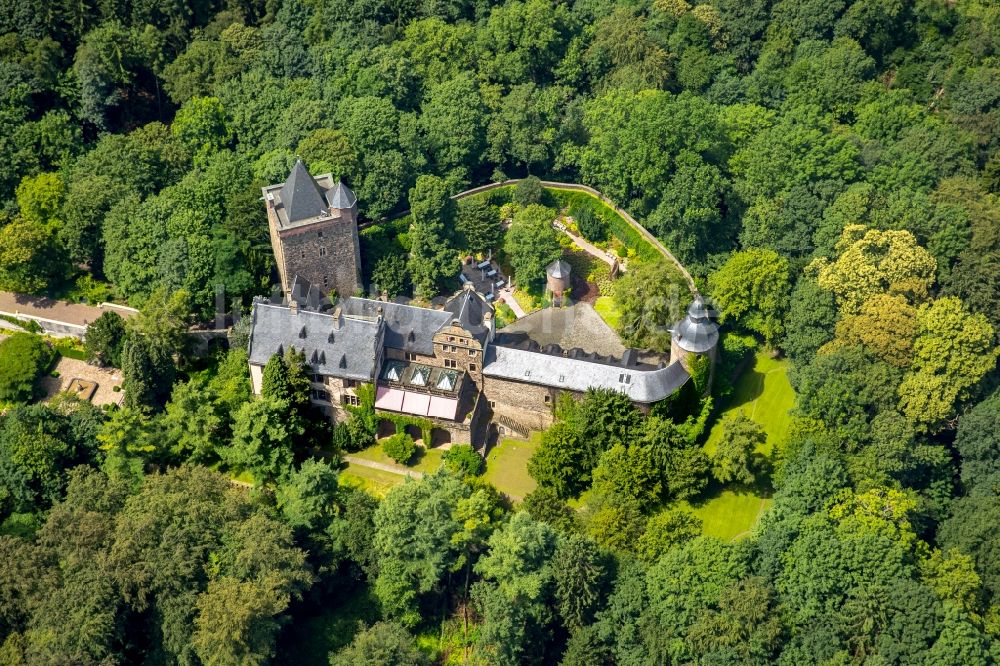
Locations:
547;189;661;263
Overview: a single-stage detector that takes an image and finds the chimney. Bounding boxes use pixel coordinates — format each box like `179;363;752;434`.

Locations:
333;306;343;331
289;300;299;315
376;305;384;323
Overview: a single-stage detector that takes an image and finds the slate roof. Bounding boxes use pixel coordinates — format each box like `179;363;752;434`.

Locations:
443;289;493;346
248;302;380;382
340;297;452;355
326;180;357;209
547;259;571;279
482;345;690;403
288;275;326;310
279;160;329;224
672;296;719;354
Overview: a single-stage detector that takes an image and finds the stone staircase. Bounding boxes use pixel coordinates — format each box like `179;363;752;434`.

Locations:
495;413;530;440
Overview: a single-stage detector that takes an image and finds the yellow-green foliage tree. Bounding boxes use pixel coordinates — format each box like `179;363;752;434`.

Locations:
821;293;918;368
898;297;998;431
15;172;64;227
812;225;937;314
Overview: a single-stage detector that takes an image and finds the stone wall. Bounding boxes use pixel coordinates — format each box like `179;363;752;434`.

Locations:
482;375;559;433
277;214;361;298
433;324;485;381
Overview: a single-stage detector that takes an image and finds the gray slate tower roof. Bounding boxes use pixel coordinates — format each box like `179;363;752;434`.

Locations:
443;289;493;346
280;160;329;223
326;180;357;209
547;259;571;279
672;296;719;353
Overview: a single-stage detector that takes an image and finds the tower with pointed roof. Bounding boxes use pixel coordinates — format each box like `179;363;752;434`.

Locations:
670;295;720;384
262;160;362;300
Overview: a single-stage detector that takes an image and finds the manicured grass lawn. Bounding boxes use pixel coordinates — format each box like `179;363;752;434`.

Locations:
704;351;795;459
352;441;446;474
340;464;407;497
593;295;621;330
483;433;541;500
677;489;773;542
666;351;794;542
274;584;380;666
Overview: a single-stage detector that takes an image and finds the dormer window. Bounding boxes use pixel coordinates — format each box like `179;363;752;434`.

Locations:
619;373;631;384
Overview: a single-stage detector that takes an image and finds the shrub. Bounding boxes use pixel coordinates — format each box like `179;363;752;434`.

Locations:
73;273;112;305
85;311;127;367
0;333;55;402
382;433;416;464
574;206;607;242
513;176;544;206
0;314;42;334
443;444;483;476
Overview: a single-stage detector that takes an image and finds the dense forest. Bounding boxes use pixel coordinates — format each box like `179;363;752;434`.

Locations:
1;0;1000;664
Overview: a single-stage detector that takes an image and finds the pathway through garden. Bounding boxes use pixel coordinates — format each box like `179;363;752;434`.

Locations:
553;221;620;270
343;455;425;479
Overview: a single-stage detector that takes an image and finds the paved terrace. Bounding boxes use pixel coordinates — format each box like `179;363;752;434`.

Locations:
0;291;137;335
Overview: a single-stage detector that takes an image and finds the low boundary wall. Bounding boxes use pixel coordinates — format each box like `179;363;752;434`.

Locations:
381;179;697;294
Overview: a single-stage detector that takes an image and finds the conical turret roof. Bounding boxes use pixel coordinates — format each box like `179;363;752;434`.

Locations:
547;259;571;279
672;295;719;353
326;180;357;209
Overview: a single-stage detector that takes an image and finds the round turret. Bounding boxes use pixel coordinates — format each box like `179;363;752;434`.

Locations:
672;296;719;354
546;259;571;297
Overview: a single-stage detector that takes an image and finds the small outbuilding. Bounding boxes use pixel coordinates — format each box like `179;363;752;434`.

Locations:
546;259;572;297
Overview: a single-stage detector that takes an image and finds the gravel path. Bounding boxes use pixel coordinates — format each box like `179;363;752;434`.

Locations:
0;291;136;327
343;455;424;479
498;286;527;318
554;223;619;269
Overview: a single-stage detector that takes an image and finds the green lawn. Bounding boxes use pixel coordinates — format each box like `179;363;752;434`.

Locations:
340;464;408;497
351;441;445;474
593;296;621;330
704;352;795;458
674;489;773;542
483;433;541;500
670;351;795;542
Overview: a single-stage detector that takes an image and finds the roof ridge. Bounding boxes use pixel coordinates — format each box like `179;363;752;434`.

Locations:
346;297;448;315
256;302;377;325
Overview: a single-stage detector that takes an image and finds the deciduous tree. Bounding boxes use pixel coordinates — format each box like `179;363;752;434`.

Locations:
408;174;457;298
898;297;998;431
503;204;561;286
812;225;937;314
711;413;765;485
0;333;53;403
709;248;790;346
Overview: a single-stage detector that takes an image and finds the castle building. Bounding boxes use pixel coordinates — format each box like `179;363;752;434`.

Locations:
249;182;719;448
263;161;362;299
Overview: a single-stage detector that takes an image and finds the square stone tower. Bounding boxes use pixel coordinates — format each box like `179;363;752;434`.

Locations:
263;160;362;299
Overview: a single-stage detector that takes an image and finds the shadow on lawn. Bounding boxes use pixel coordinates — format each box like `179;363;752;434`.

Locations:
721;353;766;411
405;444;429;467
687;476;774;513
274;583;380;666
